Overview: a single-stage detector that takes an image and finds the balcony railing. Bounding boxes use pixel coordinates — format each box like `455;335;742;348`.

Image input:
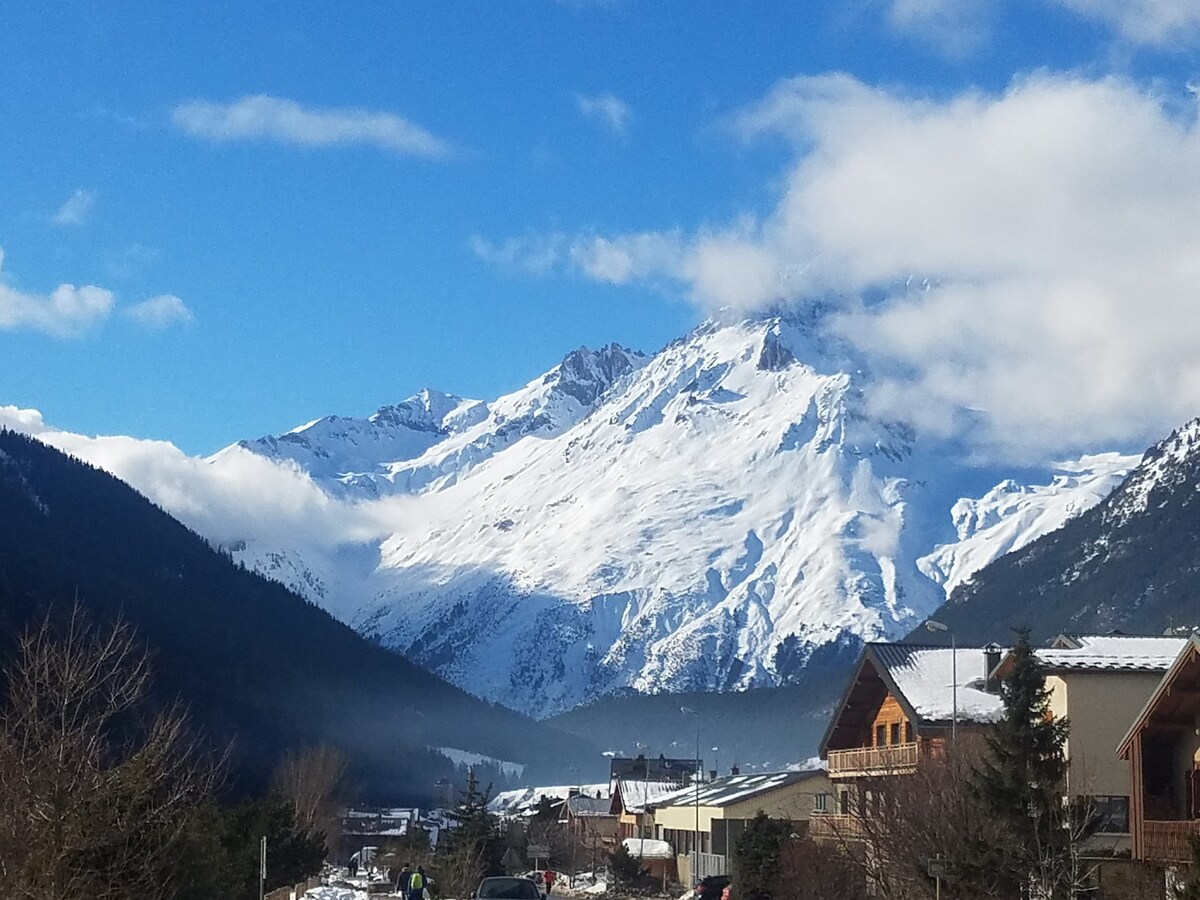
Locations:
827;742;920;778
1144;820;1200;864
808;814;865;842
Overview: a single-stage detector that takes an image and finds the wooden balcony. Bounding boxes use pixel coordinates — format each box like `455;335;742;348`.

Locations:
1144;820;1200;865
808;814;864;843
827;742;920;779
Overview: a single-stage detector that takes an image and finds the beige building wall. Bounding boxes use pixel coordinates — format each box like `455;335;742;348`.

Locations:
1050;671;1164;799
652;774;833;834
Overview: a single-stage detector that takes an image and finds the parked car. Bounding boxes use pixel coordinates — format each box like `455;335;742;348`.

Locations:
475;877;545;900
694;875;732;900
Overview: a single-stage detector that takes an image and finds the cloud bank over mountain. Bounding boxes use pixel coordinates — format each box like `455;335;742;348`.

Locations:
480;74;1200;463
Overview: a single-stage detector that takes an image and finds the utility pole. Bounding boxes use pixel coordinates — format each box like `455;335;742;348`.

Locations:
926;620;957;743
681;707;701;883
259;835;267;900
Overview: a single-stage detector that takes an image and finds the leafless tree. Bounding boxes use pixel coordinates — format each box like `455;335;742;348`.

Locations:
820;745;1009;900
273;743;350;846
0;608;214;900
772;837;866;900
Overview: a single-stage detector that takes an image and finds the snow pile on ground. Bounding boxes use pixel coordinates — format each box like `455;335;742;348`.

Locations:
305;887;368;900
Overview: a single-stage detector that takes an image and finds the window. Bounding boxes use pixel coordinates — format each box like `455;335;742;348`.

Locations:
814;793;828;813
875;724;886;746
890;722;901;745
1086;796;1130;834
839;791;849;815
905;721;913;743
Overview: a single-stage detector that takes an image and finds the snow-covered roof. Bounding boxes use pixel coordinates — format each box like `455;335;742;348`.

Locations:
567;795;613;817
621;838;674;860
652;770;826;809
872;644;1005;725
488;784;610;818
1036;634;1189;673
614;780;683;814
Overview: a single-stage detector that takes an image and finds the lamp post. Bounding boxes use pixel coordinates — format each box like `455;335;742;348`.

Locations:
926;620;956;743
635;742;651;865
681;707;701;881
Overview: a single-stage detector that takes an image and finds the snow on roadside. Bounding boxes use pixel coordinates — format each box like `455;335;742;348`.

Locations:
305;887;368;900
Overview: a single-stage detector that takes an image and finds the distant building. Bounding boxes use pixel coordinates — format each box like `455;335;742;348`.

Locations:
338;806;454;864
609;755;699;784
651;769;832;883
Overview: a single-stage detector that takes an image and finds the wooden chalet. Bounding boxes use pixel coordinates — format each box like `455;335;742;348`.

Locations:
1118;635;1200;866
812;642;1004;840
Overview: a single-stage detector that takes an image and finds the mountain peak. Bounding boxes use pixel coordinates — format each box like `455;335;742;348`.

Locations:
545;343;648;408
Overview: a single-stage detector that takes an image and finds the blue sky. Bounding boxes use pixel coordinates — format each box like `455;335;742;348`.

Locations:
3;1;1199;456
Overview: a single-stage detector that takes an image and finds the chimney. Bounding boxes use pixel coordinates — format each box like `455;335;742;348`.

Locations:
984;643;1003;692
709;770;718;782
730;766;740;776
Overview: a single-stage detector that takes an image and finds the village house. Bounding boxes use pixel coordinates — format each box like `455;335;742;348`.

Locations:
811;642;1005;841
1118;634;1200;867
650;769;832;884
996;633;1188;855
608;755;699;842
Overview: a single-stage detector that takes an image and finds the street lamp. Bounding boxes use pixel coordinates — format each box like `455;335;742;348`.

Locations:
680;707;701;879
635;742;651;864
926;620;957;743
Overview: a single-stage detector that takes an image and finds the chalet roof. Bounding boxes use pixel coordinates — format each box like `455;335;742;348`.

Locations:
1033;634;1189;674
870;644;1004;724
611;779;681;814
820;643;1004;755
1117;636;1200;759
651;769;826;809
566;795;613;817
488;783;610;818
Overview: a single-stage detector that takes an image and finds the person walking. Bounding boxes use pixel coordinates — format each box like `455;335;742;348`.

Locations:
408;865;428;900
396;863;412;896
543;869;555;896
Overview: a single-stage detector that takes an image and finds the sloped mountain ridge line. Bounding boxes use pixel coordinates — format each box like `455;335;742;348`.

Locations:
228;310;1137;717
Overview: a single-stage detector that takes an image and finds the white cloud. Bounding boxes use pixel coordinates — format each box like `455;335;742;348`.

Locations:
0;246;115;337
576;93;633;135
171;94;454;159
503;73;1200;462
886;0;992;56
53;189;97;227
0;407;376;552
124;294;194;330
1050;0;1200;45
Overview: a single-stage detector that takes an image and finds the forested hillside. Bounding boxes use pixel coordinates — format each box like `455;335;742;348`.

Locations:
0;429;594;801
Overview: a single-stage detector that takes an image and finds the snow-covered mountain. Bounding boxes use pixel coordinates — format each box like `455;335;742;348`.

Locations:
918;419;1200;642
225;309;1129;717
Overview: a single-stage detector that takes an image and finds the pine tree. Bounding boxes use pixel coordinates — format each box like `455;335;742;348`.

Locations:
732;812;793;900
972;628;1073;897
609;842;642;888
436;770;504;897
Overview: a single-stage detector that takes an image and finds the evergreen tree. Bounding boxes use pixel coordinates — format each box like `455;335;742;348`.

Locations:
436;770;505;896
971;629;1073;897
732;812;793;900
609;842;642;888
